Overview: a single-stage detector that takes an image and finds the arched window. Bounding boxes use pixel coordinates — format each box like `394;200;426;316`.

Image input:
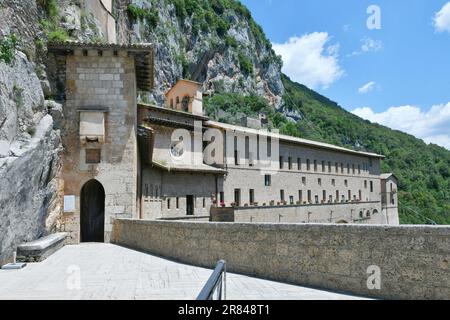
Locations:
359;211;364;218
373;209;379;215
366;210;371;217
182;96;190;112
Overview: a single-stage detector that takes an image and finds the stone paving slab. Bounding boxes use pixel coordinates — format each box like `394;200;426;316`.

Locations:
0;244;368;300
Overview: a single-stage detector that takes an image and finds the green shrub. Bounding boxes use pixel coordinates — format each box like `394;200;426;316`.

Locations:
48;28;69;42
0;34;18;64
38;0;58;19
173;0;187;20
176;52;190;78
225;36;238;48
238;52;253;75
127;4;159;29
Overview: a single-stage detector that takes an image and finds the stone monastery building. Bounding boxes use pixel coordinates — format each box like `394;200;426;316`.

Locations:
47;41;399;244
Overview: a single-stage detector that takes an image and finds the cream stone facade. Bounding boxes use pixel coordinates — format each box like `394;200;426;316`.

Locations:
48;40;398;244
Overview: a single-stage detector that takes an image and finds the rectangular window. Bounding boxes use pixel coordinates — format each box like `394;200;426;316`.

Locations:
315;195;319;204
308;190;312;203
318;178;322;186
264;175;271;187
314;160;318;172
234;150;239;165
219;192;224;203
341;163;344;173
332;179;336;186
348;190;351;201
299;190;303;202
288;157;292;170
167;198;171;209
370;181;374;192
279;156;284;170
328;161;332;173
203;198;206;208
359;190;362;201
289;196;294;205
280;190;285;202
234;189;241;206
322;190;327;202
358;165;361;174
335;162;339;173
352;164;355;174
297;158;301;171
302;177;306;186
347;164;350;174
364;180;368;189
307;159;311;171
249;189;255;204
186;195;194;215
86;149;101;164
322;161;325;172
176;197;180;209
336;190;340;201
345;180;348;187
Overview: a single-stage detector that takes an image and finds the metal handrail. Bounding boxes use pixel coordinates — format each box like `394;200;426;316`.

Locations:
197;260;227;300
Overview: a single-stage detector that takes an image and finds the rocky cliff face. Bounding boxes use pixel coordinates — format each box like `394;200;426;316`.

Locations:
0;0;64;264
124;0;284;108
44;0;285;108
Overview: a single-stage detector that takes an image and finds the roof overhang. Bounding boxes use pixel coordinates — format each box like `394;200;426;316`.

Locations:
47;41;155;92
206;120;385;159
152;161;226;175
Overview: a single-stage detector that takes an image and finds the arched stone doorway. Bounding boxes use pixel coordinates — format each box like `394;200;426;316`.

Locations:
80;180;105;242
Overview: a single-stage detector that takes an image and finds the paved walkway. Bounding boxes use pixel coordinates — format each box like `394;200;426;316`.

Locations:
0;244;367;300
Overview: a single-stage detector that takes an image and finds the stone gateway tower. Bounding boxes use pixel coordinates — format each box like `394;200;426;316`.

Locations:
48;42;154;243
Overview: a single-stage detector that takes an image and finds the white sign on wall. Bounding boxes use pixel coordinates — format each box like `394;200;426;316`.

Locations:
64;196;76;213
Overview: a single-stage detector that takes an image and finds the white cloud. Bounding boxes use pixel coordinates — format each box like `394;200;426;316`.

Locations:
352;103;450;150
434;2;450;33
348;37;383;57
272;32;344;89
358;81;376;94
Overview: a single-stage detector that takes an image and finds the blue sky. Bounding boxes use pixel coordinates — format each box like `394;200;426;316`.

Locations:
241;0;450;149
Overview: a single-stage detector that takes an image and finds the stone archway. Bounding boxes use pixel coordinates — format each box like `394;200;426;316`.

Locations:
80;179;105;243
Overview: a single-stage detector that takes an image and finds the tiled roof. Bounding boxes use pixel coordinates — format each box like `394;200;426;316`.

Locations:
47;41;153;52
206;121;385;159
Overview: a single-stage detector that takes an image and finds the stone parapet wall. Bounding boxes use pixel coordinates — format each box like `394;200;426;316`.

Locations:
211;202;384;224
112;219;450;300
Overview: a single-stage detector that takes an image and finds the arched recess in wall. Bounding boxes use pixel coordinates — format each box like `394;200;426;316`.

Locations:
373;209;379;215
182;95;190;112
366;210;371;218
80;179;105;243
